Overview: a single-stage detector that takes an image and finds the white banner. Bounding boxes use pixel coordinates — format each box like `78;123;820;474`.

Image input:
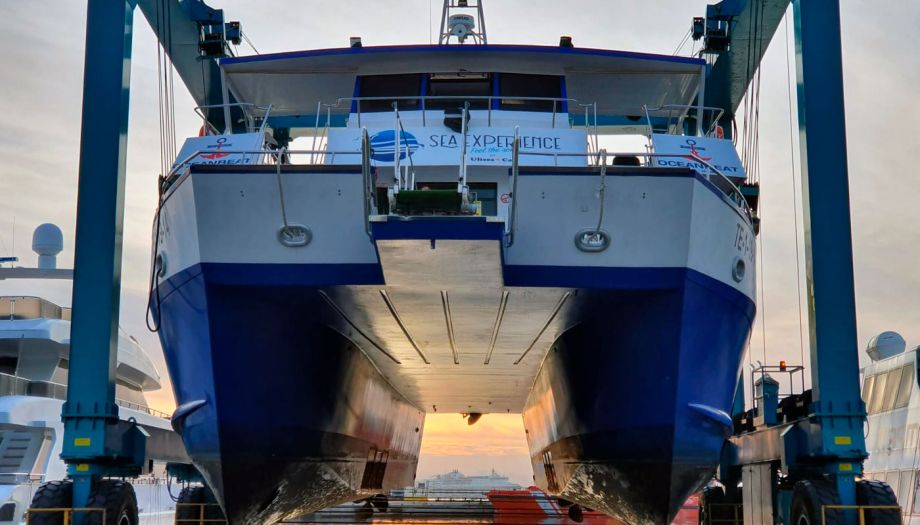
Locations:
173;133;266;168
328;126;588;167
650;134;745;180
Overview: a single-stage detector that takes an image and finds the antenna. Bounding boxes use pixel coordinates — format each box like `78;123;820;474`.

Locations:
438;0;487;45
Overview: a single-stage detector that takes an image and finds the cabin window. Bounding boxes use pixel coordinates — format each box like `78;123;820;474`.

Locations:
469;183;498;216
0;357;16;375
357;74;423;112
883;367;904;412
896;365;914;409
913;475;920;515
863;374;876;408
499;73;563;112
870;372;889;415
887;472;901;500
426;73;492;110
900;471;913;514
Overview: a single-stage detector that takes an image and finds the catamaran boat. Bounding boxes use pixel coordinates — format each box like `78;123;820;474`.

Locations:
860;331;920;524
0;225;179;524
153;4;758;523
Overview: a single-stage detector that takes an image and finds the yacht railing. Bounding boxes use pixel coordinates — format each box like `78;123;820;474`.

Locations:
361;128;374;238
167;126;750;228
511;149;752;219
0;472;45;484
0;296;69;321
644;104;726;137
0;373;171;419
332;95;586;130
194;103;273;136
167;148;363;179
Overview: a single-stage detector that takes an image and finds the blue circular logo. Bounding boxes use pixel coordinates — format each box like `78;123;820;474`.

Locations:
369;130;422;162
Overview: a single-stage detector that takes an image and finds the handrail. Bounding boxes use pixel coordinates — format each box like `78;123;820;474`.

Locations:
0;372;170;419
644;104;726;137
361;128;373;238
507;126;520;247
334;94;583;132
820;505;902;525
194;103;273;136
393;103;402;194
167;147;750;219
519;150;752;220
168;149;363;178
459;102;470;195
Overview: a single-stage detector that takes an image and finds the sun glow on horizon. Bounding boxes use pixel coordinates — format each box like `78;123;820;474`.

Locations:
416;413;534;486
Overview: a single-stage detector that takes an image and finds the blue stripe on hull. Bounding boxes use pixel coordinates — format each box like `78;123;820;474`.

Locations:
156;262;753;524
524;273;755;524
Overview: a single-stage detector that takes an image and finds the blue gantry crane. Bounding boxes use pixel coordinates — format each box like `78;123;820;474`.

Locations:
28;0;890;523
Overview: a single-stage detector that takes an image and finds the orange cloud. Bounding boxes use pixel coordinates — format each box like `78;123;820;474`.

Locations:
420;413;530;457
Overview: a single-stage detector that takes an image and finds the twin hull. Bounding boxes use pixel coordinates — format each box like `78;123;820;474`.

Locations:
154;163;756;524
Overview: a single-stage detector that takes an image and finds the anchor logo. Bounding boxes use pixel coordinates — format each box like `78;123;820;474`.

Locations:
680;139;712;162
200;137;232;160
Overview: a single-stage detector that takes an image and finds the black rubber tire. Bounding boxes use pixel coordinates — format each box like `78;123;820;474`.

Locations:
568;504;584;523
371;493;389;512
28;480;74;525
700;485;737;525
856;479;900;525
791;479;843;525
176;485;227;522
176;486;205;522
83;479;138;525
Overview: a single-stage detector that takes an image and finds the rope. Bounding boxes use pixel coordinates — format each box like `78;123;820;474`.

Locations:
673;28;693;56
784;11;807;368
275;148;293;231
241;30;261;54
595;150;607;235
155;0;166;177
757;205;768;366
145;183;164;333
740;0;766;185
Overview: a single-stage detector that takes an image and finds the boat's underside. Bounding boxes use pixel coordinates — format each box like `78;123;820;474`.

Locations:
157;260;753;524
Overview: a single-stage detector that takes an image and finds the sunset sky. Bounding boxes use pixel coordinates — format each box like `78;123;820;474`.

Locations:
1;1;918;486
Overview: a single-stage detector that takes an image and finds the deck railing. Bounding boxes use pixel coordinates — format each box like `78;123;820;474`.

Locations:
332;95;586;129
195;103;273;136
644;104;727;138
821;505;902;525
0;373;171;419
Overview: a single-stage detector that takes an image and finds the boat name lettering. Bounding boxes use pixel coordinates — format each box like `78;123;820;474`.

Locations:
734;223;755;263
654;159;741;173
429;133;562;150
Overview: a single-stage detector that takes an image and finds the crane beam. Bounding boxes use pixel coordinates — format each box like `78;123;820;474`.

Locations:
135;0;237;131
701;0;792;120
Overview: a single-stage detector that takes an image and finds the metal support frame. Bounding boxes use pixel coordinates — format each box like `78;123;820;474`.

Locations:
717;1;866;523
793;0;865;503
60;0;143;519
45;0;865;521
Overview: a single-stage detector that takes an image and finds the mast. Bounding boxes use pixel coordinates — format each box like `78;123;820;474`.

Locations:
438;0;487;44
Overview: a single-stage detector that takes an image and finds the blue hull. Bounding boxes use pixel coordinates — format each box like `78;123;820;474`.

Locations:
523;271;755;524
157;266;424;524
157;259;753;524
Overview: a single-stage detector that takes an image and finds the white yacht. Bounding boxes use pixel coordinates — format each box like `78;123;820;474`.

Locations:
0;225;178;524
861;331;920;524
